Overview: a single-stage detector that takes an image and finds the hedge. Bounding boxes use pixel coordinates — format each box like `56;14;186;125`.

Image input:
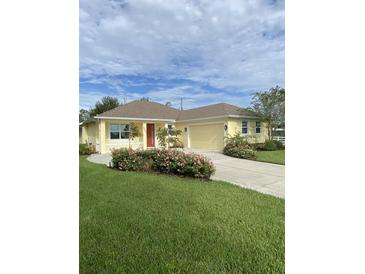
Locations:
256;140;285;151
111;148;215;179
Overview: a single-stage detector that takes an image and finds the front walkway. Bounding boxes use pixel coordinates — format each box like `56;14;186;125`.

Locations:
87;153;112;165
87;150;285;199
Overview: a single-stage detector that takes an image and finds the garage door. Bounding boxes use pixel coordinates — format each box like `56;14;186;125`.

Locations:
189;123;224;151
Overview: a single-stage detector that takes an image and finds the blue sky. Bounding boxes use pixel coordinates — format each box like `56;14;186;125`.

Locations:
80;0;284;110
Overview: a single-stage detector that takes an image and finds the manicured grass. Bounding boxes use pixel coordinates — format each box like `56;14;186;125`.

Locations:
256;150;285;165
80;156;284;273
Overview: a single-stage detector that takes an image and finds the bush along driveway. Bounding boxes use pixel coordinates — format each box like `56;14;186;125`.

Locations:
80;156;285;273
223;135;285;165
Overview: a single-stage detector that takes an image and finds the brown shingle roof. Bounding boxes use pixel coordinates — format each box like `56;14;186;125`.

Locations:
95;101;259;121
177;103;259;121
95;101;180;120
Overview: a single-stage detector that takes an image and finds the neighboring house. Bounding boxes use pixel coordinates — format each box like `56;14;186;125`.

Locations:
79;101;268;153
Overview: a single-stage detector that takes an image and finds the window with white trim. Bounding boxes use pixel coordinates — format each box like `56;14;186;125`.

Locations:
242;121;248;134
256;122;261;134
110;124;130;139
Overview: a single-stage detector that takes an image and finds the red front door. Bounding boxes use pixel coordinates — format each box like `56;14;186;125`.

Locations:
146;124;155;147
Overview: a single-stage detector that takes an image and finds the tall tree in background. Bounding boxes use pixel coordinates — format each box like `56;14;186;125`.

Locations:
249;86;285;140
79;109;90;123
89;96;120;117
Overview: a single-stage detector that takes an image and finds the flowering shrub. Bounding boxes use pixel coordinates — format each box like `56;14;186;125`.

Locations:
225;133;257;147
111;148;152;171
223;143;256;159
223;133;256;159
111;148;215;179
253;143;265;151
156;127;184;148
151;149;215;178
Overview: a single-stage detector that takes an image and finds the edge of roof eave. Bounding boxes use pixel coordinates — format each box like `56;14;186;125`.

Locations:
94;114;260;123
176;114;260;123
94;116;176;122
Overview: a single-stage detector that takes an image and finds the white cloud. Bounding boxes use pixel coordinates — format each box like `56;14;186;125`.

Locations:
80;0;284;90
79;89;125;109
79;91;105;109
122;85;252;109
80;83;251;110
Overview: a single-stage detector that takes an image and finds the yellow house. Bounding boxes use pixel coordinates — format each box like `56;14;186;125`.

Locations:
79;101;268;153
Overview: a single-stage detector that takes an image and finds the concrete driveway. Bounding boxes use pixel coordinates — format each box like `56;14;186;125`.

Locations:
87;150;285;199
186;149;285;198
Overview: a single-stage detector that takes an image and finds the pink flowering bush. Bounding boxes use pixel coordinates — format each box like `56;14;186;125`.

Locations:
223;143;256;159
223;133;256;159
111;148;215;179
111;148;152;171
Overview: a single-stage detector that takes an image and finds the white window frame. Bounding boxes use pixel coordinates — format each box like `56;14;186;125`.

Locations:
242;120;248;135
255;121;261;134
109;124;130;140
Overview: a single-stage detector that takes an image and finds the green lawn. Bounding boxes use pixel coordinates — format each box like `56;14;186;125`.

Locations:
80;156;284;273
256;150;285;165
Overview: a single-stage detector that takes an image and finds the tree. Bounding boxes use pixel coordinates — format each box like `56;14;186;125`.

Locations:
272;86;285;135
128;122;140;148
89;96;120;117
249;86;285;140
79;109;90;123
167;128;183;148
165;101;172;107
156;128;169;148
139;97;150;102
156;127;183;148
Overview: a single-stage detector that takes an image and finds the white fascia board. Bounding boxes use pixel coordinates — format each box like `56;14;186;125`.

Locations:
176;115;259;123
228;115;260;119
95;116;176;122
176;115;228;123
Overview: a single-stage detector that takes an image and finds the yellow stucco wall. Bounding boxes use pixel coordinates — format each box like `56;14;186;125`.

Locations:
80;126;87;144
227;118;268;143
175;123;188;147
80;122;98;145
